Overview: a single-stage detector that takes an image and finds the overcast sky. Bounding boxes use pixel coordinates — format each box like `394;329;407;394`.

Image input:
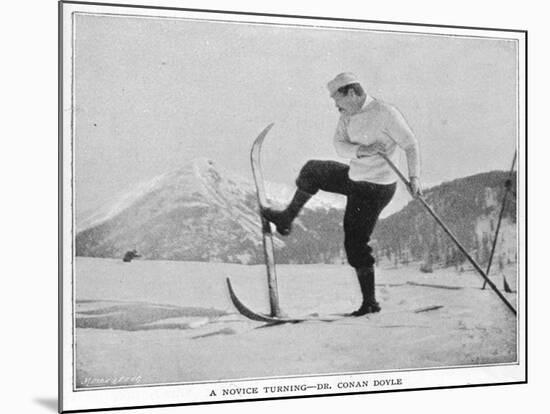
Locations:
74;13;518;220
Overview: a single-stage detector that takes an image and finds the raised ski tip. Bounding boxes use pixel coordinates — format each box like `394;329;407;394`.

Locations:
225;277;234;291
260;123;275;136
226;278;239;300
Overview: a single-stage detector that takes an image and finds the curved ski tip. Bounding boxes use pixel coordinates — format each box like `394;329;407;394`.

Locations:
262;123;275;135
226;277;234;291
226;278;244;307
251;123;276;156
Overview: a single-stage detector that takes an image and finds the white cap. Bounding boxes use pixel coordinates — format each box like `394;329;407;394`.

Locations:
327;72;360;96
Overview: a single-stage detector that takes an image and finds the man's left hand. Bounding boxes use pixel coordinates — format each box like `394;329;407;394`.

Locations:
409;177;422;197
357;142;386;158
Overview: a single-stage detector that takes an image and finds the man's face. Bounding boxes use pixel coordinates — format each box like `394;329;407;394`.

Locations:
332;89;360;115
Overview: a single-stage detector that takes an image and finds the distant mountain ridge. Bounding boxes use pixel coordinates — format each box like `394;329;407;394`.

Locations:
76;159;516;267
373;171;517;269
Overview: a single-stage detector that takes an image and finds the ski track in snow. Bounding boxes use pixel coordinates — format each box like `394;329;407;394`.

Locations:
74;257;518;388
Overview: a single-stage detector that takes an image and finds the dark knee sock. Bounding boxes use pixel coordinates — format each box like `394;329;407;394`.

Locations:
285;189;312;218
262;189;312;235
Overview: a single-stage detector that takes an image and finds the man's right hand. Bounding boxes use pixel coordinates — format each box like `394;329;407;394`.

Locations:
409;177;423;197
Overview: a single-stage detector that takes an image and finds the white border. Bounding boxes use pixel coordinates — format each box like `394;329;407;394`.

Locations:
60;1;527;412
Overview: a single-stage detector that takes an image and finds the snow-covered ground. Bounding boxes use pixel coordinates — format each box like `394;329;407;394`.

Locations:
74;257;517;388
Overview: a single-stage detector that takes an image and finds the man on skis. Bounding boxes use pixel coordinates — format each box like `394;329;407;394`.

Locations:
262;72;422;316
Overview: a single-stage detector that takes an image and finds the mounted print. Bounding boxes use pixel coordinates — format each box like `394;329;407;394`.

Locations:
59;0;527;412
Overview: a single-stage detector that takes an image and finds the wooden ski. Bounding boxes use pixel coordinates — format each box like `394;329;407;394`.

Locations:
226;123;288;321
226;278;348;324
226;278;303;323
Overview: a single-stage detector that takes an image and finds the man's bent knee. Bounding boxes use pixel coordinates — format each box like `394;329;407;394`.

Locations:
295;160;326;195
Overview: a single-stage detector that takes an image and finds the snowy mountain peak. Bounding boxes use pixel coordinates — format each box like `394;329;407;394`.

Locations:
76;158;295;262
78;158;345;233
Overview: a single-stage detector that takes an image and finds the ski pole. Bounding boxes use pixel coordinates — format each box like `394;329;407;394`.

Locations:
482;151;517;290
379;153;517;316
